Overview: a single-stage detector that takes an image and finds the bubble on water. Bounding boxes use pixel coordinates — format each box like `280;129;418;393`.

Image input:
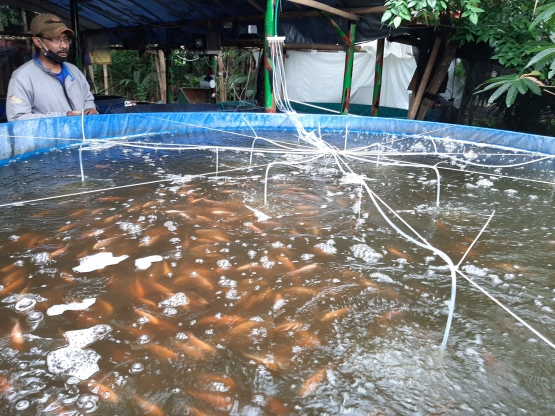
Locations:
315;240;337;255
129;362;144;374
164;221;177;232
370;272;394;284
225;289;241;300
76;394;99;413
462;265;488;277
476;179;494;188
9;235;20;241
163;307;178;316
137;317;150;325
135;255;163;270
350;244;383;264
31;252;51;265
259;256;275;269
158;292;188;308
17;362;28;370
13;297;36;312
219;277;237;288
14;400;30;411
176;332;188;340
47;347;101;380
217;259;232;270
137;334;150;344
119;221;143;235
248;250;257;259
300;253;314;261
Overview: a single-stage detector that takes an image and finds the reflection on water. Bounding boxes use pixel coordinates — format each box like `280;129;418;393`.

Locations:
0;132;554;415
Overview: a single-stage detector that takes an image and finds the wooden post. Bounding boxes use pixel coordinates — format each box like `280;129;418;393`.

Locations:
153;51;162;101
158;50;167;103
407;36;441;120
88;65;95;91
218;55;227;102
22;11;30;51
416;41;458;120
103;64;109;95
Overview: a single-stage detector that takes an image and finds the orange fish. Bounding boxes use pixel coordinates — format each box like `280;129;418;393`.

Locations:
0;277;27;295
373;309;404;323
173;341;206;360
88;381;119;403
320;307;351;322
243;352;279;371
300;366;328;397
11;320;25;349
387;246;412;261
188;391;233;412
132;395;165;416
134;308;160;325
145;343;177;361
49;246;67;259
286;264;318;277
185;332;216;354
197;374;238;392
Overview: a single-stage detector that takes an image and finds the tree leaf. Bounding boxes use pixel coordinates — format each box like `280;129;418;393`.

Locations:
505;83;518;107
526;47;555;68
488;82;513;105
515;79;528;95
521;78;542;95
393;16;402;27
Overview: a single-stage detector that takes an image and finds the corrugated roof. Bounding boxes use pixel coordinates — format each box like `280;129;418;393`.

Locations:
7;0;403;46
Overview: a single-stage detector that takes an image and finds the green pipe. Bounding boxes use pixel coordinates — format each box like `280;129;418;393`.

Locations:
340;21;357;115
371;38;385;117
264;0;276;113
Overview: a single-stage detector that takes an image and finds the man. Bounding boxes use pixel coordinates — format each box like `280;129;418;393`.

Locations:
6;13;98;121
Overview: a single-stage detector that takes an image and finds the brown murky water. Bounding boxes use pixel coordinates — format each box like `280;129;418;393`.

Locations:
0;132;555;415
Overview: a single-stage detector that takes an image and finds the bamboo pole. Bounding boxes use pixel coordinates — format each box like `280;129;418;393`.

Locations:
158;50;167;103
218;55;227;102
103;64;109;95
407;36;441;120
416;40;458;120
371;38;385;117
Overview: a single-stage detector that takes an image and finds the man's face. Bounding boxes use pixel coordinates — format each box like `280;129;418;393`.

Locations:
34;33;71;58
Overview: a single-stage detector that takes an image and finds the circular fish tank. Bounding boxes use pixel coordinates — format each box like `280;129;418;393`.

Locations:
0;112;554;415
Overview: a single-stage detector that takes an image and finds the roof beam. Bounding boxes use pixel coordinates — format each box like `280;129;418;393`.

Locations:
287;0;359;21
246;0;265;13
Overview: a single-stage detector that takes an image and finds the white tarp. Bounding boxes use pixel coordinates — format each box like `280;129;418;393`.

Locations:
285;40;416;110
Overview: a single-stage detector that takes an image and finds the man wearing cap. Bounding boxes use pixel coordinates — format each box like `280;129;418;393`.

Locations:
6;13;98;121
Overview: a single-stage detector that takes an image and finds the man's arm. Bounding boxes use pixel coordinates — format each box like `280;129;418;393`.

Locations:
6;77;67;121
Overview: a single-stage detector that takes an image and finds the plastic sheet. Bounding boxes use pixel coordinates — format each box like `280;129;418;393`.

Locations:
1;112;555;164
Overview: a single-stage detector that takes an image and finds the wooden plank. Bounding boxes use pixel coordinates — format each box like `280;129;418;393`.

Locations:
287;0;359;21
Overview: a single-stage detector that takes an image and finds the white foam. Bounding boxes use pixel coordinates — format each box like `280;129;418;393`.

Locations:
47;325;112;381
350;244;383;264
73;252;129;273
158;292;188;308
135;255;163;270
315;240;337;255
244;205;271;222
47;298;96;316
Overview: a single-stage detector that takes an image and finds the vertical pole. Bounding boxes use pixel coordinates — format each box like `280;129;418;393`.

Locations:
264;0;276;113
22;11;31;52
408;36;441;120
69;0;83;69
211;55;217;104
159;50;167;103
371;38;384;117
103;64;109;95
166;48;173;103
218;55;227;102
340;21;356;115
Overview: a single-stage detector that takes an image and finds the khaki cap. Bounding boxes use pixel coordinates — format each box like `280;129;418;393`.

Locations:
30;13;75;38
